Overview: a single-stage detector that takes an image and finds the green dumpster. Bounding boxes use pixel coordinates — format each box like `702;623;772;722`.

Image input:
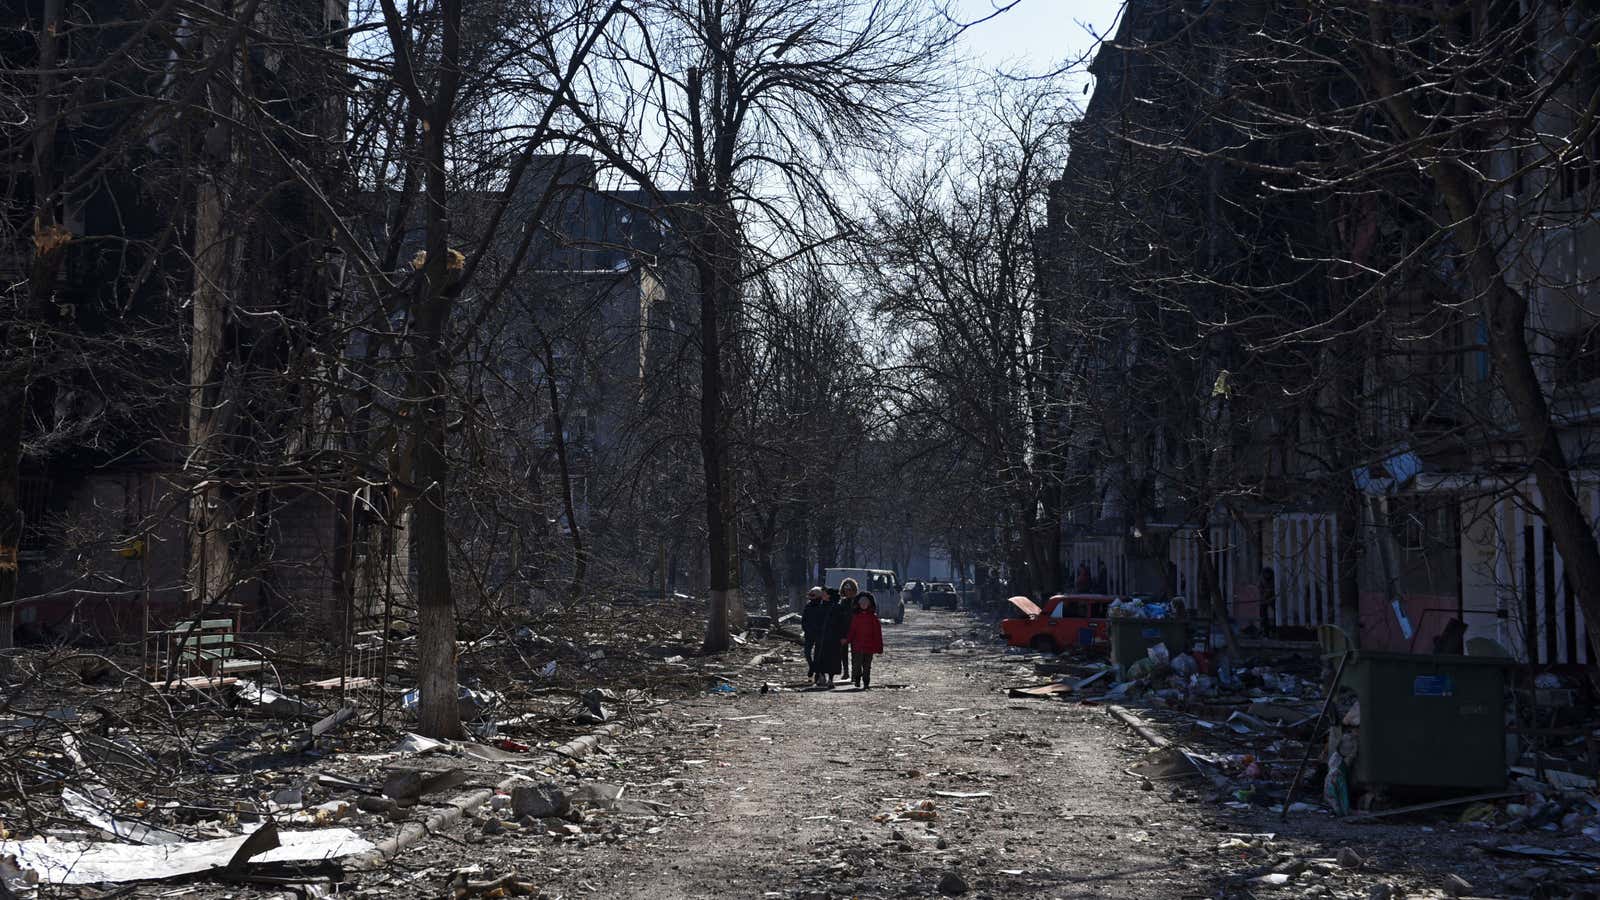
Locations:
1341;650;1508;793
1109;617;1190;678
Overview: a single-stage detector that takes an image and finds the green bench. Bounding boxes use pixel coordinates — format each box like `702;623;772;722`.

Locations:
150;616;270;679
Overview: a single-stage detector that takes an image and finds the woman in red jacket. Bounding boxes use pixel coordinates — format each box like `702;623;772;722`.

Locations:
844;591;885;690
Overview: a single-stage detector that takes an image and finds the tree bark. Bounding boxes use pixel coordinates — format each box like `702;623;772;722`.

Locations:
698;232;736;648
755;542;780;619
543;342;587;599
189;174;233;613
401;0;464;739
688;55;745;651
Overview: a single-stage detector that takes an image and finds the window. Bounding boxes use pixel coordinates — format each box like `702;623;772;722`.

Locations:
1399;512;1426;552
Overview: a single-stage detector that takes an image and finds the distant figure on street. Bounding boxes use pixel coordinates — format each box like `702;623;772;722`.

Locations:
1075;562;1092;593
814;579;855;687
801;587;826;678
845;591;885;690
910;580;925;608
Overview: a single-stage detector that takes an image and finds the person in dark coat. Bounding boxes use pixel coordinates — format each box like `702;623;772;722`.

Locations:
801;587;827;684
814;579;856;687
845;592;885;689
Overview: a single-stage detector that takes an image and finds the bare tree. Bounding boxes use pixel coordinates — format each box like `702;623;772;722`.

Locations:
337;0;626;736
563;0;956;649
739;264;875;615
865;83;1073;600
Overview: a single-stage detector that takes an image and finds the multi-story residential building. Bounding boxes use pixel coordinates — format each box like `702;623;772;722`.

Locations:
3;1;353;642
1042;0;1594;666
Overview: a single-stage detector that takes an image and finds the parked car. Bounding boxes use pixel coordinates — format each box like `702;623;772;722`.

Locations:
824;567;904;624
999;593;1115;653
899;580;924;610
921;582;959;610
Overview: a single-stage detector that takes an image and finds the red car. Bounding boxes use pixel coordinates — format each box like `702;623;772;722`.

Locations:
1000;594;1115;653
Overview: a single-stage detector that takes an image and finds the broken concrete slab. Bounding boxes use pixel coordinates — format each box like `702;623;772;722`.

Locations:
570;783;624;810
510;784;570;819
381;768;470;802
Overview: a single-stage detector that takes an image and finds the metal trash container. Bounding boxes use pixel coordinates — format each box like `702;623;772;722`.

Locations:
1109;617;1190;678
1341;650;1508;793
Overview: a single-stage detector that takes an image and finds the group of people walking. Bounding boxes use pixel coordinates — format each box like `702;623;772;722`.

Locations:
799;578;884;689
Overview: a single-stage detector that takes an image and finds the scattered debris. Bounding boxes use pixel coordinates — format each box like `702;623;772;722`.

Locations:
1;824;374;885
936;870;970;895
511;784;571;819
60;786;187;846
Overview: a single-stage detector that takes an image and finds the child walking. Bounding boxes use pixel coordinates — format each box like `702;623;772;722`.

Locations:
844;592;884;690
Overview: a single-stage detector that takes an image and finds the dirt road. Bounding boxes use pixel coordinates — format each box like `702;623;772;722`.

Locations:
479;610;1215;899
373;609;1574;899
29;607;1563;898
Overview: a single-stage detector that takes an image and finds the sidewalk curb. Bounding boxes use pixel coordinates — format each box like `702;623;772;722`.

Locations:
352;722;626;866
1107;704;1171;749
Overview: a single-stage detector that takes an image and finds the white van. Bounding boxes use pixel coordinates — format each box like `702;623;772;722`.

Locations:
824;567;904;624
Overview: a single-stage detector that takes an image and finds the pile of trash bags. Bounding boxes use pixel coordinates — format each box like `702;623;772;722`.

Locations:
1108;597;1178;619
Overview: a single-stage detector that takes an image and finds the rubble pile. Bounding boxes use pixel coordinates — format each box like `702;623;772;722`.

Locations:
994;619;1600;896
0;594;801;895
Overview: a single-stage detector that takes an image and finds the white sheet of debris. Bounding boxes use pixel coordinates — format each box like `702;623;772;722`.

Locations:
0;828;374;885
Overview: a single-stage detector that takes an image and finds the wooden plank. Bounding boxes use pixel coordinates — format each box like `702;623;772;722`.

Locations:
147;675;238;691
157;619;235;634
1108;704;1171;749
1344;790;1522;822
300;676;377;691
1008;682;1072;699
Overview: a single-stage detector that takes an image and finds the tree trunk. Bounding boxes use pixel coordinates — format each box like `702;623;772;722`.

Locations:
409;277;460;740
405;0;464;740
692;186;742;648
189;176;233;613
756;543;780;619
543;344;587;599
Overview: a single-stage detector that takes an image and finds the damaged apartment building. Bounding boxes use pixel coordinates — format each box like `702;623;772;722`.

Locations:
1;0;354;645
1;2;693;647
1042;0;1599;669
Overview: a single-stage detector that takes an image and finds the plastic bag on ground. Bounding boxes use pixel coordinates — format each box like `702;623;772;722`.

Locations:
1323;751;1350;816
